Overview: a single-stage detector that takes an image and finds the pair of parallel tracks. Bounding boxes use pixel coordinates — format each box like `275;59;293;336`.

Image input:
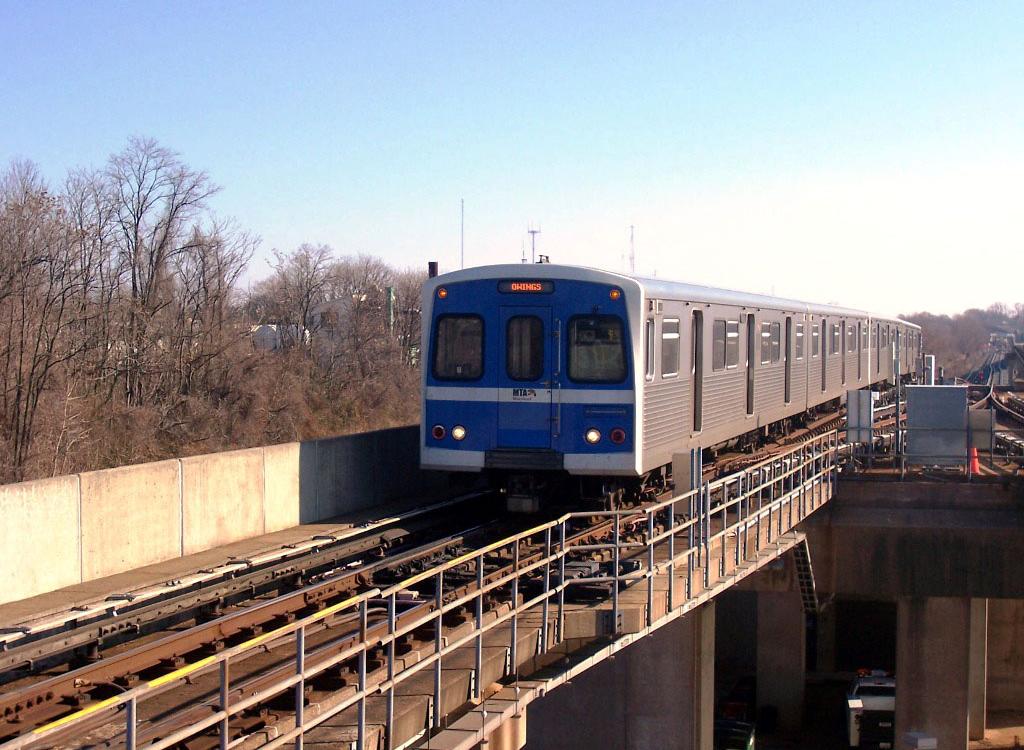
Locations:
0;492;670;747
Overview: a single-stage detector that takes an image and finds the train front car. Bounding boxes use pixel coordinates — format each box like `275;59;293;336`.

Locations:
421;265;643;509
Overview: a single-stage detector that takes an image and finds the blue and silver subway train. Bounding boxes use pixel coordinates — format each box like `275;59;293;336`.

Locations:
420;264;920;505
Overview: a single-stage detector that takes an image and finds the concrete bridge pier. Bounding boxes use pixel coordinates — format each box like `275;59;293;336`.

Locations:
968;598;987;741
755;590;806;732
895;596;990;748
525;602;716;750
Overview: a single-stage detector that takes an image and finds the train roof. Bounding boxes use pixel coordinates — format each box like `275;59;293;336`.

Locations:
427;264;918;329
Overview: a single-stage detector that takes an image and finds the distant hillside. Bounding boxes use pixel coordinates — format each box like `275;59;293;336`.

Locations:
903;304;1023;376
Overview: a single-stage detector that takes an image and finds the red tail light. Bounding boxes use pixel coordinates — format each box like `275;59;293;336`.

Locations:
610;428;626;444
431;425;446;440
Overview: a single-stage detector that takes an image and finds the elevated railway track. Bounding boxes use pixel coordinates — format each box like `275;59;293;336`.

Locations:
0;431;842;750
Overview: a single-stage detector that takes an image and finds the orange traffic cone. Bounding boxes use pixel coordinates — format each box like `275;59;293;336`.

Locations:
969;447;980;476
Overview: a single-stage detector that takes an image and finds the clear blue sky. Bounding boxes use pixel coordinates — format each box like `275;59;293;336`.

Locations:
2;1;1021;314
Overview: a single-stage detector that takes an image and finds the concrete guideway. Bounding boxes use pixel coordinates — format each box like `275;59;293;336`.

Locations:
0;432;840;750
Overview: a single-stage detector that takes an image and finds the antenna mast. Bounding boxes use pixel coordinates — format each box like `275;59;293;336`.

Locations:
460;198;465;269
629;225;635;274
527;226;541;264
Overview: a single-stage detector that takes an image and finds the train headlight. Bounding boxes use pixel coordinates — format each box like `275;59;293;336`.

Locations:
431;424;446;440
451;425;467;441
610;428;626;444
584;428;601;444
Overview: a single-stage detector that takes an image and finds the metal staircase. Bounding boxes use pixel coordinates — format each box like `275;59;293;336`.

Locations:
793;538;819;614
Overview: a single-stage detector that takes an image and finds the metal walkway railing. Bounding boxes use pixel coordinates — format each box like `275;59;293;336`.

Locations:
3;431;839;750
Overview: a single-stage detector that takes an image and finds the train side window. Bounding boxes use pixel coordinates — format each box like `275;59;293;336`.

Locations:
433;314;484;381
712;320;726;371
770;322;781;362
848;324;856;352
795;323;804;360
506;315;544;381
862;324;869;351
726;320;740;368
831;324;840;355
568;315;627;384
661;318;680;378
760;322;771;365
812;324;820;357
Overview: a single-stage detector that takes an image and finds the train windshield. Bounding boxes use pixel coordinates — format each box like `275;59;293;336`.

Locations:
567;315;627;383
433;315;484;380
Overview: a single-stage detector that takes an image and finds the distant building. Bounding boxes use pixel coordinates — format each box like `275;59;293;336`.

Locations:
249;323;307;351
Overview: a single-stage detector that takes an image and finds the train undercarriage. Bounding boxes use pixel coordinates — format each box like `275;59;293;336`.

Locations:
492;381;910;512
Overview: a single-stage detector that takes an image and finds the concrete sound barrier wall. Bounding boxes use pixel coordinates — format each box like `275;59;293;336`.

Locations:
80;459;182;581
0;476;81;604
0;425;442;607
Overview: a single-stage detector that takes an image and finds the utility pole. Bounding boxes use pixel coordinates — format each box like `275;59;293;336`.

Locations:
528;226;541;264
460;198;465;269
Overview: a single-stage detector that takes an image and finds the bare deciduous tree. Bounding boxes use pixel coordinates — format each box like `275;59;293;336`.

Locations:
108;137;218;405
0;162;87;479
0;138;436;482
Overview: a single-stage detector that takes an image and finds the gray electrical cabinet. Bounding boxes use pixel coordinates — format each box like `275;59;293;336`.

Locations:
905;385;968;467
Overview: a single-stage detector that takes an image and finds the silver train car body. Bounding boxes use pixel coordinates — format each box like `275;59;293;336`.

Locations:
632;272;919;475
420;264;921;478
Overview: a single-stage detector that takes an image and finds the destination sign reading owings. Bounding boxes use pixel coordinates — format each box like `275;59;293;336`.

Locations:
498;280;554;294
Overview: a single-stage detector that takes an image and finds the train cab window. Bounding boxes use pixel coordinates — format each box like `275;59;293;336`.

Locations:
661;319;680;378
760;322;771;365
770;322;781;362
506;315;544;381
433;315;484;380
795;323;805;359
568;315;627;384
812;324;820;357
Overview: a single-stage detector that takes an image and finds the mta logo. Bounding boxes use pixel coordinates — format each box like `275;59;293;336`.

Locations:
512;388;537;400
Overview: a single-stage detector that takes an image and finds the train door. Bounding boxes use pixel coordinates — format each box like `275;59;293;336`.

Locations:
497;306;553;448
857;322;863;381
895;328;901;375
821;317;827;393
692;311;703;432
746;315;755;415
876;323;881;375
841;321;847;385
784;317;792;403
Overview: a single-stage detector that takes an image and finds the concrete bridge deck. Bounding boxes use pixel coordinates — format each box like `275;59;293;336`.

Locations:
1;426;1022;750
